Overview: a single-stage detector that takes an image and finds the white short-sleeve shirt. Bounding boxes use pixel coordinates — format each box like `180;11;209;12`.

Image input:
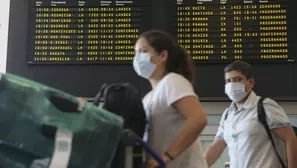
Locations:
143;72;207;168
215;91;290;168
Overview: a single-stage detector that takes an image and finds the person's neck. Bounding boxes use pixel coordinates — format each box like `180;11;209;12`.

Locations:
149;79;159;89
149;72;167;89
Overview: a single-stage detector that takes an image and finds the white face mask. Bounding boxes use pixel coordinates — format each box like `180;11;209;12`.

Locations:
225;82;247;102
133;52;156;79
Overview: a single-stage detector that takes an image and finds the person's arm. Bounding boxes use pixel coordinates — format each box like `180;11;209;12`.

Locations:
204;109;228;167
264;99;297;168
273;126;297;168
149;74;208;165
204;140;226;167
164;95;207;159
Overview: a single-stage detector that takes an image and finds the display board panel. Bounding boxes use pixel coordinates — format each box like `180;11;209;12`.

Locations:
171;0;293;63
27;0;150;64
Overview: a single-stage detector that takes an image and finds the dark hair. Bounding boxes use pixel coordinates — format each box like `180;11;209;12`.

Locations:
224;60;254;79
139;30;194;83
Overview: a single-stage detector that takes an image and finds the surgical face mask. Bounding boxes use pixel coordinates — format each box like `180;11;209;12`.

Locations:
133;52;156;79
225;82;247;102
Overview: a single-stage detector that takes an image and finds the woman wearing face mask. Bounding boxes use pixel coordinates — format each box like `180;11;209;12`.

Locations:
133;30;208;168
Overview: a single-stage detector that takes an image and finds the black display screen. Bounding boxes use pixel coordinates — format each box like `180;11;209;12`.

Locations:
171;0;293;63
27;0;150;64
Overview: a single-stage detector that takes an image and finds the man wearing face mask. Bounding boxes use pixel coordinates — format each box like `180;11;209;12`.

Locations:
204;60;297;168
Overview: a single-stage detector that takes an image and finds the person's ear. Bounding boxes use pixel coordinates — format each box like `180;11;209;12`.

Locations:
159;50;168;61
248;78;255;88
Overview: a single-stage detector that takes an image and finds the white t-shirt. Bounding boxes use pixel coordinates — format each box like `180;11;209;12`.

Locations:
143;72;207;168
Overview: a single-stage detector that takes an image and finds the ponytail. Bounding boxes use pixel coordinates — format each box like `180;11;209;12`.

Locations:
166;45;194;84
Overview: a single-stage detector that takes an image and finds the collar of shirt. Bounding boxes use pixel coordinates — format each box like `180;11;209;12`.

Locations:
229;91;258;112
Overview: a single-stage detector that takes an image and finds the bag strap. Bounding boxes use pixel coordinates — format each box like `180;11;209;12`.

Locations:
224;109;229;121
257;97;286;168
292;126;297;136
93;83;108;106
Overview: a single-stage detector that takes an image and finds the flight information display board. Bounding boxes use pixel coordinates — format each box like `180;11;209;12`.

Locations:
172;0;293;62
27;0;150;64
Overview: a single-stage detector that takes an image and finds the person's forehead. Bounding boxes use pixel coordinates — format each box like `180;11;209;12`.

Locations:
225;70;246;80
135;38;151;51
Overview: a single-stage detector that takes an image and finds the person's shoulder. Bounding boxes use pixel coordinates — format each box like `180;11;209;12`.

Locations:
263;97;277;103
142;91;153;104
157;73;196;101
250;93;278;107
262;97;279;106
223;107;230;113
163;72;187;81
221;107;231;119
160;72;192;87
260;96;286;114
